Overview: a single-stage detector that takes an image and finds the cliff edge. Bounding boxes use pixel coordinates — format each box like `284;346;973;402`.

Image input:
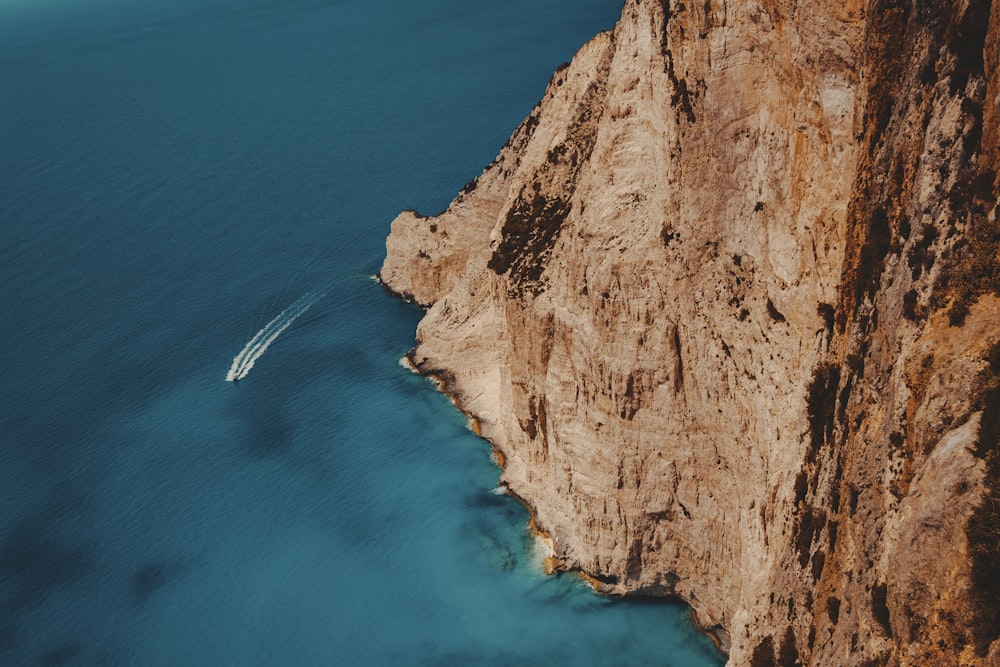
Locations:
380;0;1000;664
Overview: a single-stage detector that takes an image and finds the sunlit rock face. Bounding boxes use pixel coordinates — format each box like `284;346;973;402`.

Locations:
381;0;1000;663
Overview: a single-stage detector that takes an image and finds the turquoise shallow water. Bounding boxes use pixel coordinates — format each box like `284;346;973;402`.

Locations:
0;1;725;664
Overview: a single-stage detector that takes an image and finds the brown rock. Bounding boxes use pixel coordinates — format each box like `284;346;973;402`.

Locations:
381;0;1000;663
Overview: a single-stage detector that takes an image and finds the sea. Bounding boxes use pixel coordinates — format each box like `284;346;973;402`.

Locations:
0;0;725;664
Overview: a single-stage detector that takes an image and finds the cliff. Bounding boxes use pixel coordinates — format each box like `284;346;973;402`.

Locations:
379;0;1000;664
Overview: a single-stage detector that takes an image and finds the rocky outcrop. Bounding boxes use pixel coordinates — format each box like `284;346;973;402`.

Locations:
380;0;1000;664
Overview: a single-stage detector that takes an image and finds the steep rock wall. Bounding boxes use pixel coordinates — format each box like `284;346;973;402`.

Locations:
380;0;1000;664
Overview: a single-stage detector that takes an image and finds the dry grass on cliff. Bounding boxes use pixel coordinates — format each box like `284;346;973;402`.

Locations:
967;339;1000;655
939;202;1000;326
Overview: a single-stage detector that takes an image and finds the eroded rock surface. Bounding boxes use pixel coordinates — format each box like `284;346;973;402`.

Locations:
381;0;1000;663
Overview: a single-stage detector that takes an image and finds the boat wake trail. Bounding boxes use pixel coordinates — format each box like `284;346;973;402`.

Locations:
226;290;324;382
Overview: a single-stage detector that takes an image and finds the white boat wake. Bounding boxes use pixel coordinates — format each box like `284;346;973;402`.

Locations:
226;290;324;382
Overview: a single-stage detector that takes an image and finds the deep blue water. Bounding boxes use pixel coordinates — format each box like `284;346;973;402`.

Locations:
0;1;725;664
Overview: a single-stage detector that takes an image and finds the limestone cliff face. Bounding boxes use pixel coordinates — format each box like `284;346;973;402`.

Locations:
380;0;1000;664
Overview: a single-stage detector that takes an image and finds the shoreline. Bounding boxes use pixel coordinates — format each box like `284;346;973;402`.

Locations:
381;276;728;657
